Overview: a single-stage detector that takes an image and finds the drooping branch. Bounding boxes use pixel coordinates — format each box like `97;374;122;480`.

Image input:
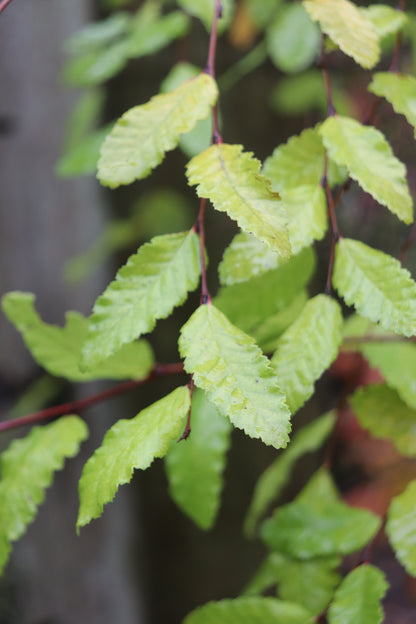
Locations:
0;362;184;433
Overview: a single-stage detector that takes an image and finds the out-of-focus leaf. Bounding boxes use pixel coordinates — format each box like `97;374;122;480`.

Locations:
387;479;416;577
328;565;388;624
360;4;407;39
183;597;314;624
368;73;416;137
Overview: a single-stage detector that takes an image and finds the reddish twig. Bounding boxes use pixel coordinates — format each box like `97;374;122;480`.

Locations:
178;377;195;441
0;363;184;433
0;0;14;15
205;0;223;144
322;154;340;296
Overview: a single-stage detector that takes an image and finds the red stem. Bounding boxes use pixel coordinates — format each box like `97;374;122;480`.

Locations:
206;0;223;144
178;377;195;441
0;363;184;433
322;154;340;296
0;0;14;14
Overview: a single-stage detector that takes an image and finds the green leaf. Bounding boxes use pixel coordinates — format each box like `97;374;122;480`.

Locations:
261;469;381;559
215;246;316;335
271;295;343;413
350;384;416;457
81;231;200;370
183;597;314;624
56;125;112;178
266;3;320;73
243;0;282;29
263;126;346;194
319;116;413;224
186;144;291;258
360;341;416;409
177;0;235;33
165;389;232;529
252;292;309;353
360;5;407;39
386;479;416;577
77;386;190;530
64;12;131;54
63;40;130;87
60;89;105;153
368;73;416;137
1;292;154;382
328;565;388;624
333;238;416;337
126;9;189;58
282;185;328;255
97;73;218;187
245;412;336;536
219;232;283;286
245;552;340;616
302;0;380;69
0;417;88;573
179;304;291;449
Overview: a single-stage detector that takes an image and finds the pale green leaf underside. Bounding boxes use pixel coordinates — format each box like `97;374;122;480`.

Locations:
245;411;336;536
271;295;343;413
0;417;88;572
387;479;416;577
215;246;316;335
261;469;381;559
186;143;291;258
165;389;232;530
360;5;407;39
77;386;190;530
328;565;388;624
303;0;380;69
245;552;340;617
97;72;218;187
360;341;416;409
179;304;291;449
319;116;413;224
81;231;200;370
350;384;416;457
369;72;416;137
333;238;416;337
263;125;345;194
183;597;313;624
1;292;154;382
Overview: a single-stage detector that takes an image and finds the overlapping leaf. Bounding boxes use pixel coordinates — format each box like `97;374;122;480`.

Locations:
261;469;381;559
351;384;416;457
368;73;416;137
81;231;200;370
98;73;218;187
177;0;235;33
333;238;416;336
245;552;340;616
387;480;416;577
2;292;154;382
328;565;388;624
219;232;282;286
0;417;88;572
282;185;327;255
252;292;308;353
303;0;380;69
183;597;314;624
319;116;413;224
186;144;291;258
165;389;232;529
178;304;291;449
215;246;316;334
360;341;416;409
271;295;343;413
245;412;336;536
77;386;190;530
360;5;408;39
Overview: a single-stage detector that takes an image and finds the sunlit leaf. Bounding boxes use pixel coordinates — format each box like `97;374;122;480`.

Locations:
186;143;291;258
219;232;282;286
387;479;416;577
271;295;343;413
319;116;413;224
245;412;336;536
303;0;380;69
266;3;320;73
282;185;327;255
328;565;388;624
2;292;154;382
333;238;416;337
98;73;218;187
350;384;416;457
179;304;291;449
183;597;314;624
77;386;190;530
0;417;88;572
368;73;416;137
165;389;232;529
261;469;381;558
360;4;407;39
81;231;200;369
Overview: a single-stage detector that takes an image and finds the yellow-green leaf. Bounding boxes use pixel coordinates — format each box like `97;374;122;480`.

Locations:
387;480;416;577
368;73;416;137
328;565;388;624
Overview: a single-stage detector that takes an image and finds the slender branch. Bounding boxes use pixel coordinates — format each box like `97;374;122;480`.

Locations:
0;0;14;15
178;377;195;441
0;363;184;434
218;41;268;92
205;0;223;144
196;198;211;304
323;155;340;296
